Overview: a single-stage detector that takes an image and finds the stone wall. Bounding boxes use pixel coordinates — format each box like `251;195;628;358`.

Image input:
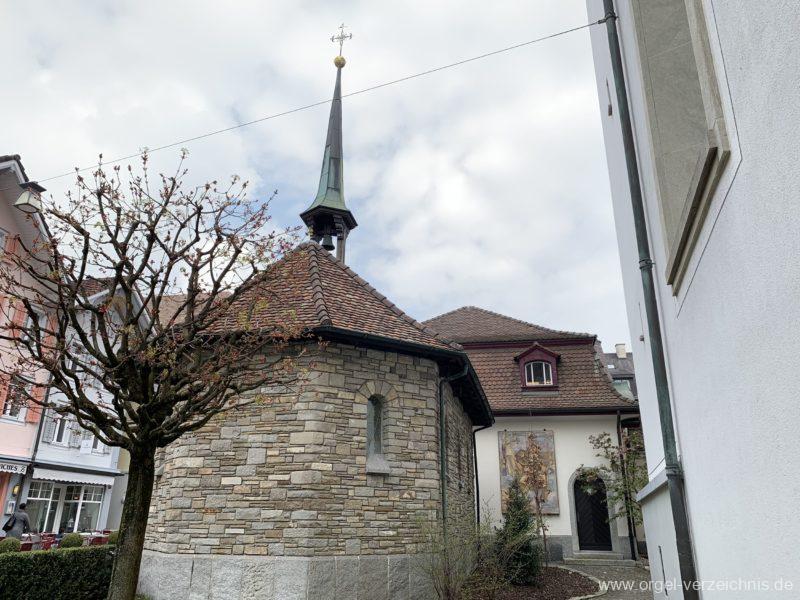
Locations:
442;382;476;537
144;341;475;563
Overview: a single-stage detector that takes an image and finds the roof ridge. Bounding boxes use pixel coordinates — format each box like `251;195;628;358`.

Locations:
311;245;463;351
304;243;332;326
430;305;594;339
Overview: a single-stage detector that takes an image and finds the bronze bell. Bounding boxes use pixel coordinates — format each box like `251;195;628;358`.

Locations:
321;234;335;251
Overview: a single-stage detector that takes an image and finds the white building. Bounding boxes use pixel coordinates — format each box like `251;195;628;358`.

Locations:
587;1;800;597
425;306;640;563
21;280;128;534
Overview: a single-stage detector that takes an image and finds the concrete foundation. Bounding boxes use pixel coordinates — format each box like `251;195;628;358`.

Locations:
137;550;433;600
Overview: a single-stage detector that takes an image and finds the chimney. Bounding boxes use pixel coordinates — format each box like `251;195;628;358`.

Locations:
615;343;627;359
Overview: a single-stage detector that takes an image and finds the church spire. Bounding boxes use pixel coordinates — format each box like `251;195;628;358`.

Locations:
300;24;357;263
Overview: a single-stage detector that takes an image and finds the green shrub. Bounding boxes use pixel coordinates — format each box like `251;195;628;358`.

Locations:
0;545;113;599
0;537;21;554
59;532;84;548
107;530;119;545
496;477;543;586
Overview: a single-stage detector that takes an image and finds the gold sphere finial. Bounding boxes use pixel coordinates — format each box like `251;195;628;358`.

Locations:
334;55;346;68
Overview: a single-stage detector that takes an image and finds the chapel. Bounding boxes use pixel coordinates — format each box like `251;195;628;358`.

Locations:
139;45;492;600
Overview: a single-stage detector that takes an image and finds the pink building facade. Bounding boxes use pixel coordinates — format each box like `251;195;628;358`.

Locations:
0;155;48;517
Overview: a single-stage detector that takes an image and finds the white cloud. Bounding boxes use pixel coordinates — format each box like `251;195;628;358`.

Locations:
0;0;629;348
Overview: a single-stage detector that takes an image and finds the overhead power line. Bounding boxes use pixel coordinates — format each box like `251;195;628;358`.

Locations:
13;17;607;190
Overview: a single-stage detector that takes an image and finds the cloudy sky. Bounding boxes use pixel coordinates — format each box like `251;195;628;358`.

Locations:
2;0;630;348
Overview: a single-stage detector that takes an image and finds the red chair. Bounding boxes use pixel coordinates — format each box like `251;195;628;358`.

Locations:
40;539;54;550
89;536;109;546
19;541;33;552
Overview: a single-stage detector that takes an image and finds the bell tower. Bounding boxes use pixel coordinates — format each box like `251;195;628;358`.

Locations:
300;24;357;263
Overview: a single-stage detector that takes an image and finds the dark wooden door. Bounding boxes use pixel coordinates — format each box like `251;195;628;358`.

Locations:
574;476;612;551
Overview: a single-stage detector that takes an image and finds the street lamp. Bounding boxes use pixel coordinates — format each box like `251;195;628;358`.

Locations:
14;181;45;214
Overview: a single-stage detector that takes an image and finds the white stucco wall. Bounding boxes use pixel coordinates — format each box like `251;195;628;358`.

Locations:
587;0;800;596
476;415;628;540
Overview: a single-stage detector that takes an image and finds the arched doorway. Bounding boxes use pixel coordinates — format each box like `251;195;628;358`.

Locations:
573;474;612;551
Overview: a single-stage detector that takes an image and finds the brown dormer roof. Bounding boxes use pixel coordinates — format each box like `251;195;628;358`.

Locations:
424;307;636;414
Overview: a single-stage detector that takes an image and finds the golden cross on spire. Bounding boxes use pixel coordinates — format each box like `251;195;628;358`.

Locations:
331;23;352;57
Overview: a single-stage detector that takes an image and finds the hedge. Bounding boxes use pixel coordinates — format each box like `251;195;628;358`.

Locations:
0;537;21;554
0;545;114;600
59;532;84;548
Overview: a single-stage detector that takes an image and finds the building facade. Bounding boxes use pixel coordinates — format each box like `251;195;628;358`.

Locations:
139;49;493;600
11;277;127;535
603;343;636;402
0;155;49;523
425;307;639;563
587;1;800;597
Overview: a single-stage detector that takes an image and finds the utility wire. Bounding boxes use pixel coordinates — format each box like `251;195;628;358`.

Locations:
11;18;605;190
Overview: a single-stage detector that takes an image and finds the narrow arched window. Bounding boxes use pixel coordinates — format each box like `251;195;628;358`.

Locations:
525;360;553;386
367;395;383;457
366;395;390;474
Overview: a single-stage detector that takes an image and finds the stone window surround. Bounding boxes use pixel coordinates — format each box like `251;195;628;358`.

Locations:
356;380;396;475
630;0;730;293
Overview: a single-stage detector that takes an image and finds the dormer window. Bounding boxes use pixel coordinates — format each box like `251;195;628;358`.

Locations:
515;343;559;389
525;360;553;386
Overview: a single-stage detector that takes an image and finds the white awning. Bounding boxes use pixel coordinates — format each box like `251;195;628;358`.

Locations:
32;468;115;487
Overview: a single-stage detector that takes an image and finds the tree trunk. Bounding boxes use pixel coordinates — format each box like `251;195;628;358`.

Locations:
107;447;156;600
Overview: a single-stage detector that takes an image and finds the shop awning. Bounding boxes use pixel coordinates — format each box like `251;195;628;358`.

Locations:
32;468;115;487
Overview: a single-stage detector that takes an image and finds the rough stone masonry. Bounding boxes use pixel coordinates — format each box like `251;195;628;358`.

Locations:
140;342;477;599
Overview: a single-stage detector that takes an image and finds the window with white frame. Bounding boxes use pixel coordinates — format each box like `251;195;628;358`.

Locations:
1;378;27;420
53;415;70;445
76;485;104;532
524;361;553;386
20;310;47;344
26;481;60;533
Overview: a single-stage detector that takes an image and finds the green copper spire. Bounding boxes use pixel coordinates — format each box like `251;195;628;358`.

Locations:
301;25;357;263
309;65;347;213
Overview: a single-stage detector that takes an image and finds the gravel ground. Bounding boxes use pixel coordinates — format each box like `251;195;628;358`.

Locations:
563;564;652;600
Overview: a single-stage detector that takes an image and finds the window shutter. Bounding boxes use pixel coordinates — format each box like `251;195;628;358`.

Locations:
68;422;82;448
42;414;57;444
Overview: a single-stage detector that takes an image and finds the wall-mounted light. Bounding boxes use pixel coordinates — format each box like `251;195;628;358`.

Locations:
14;181;46;214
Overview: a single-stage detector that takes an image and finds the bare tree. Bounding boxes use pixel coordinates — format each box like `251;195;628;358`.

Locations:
0;153;304;600
514;434;551;565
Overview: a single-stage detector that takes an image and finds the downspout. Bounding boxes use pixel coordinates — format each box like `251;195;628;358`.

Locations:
472;424;492;527
616;410;637;561
602;2;698;595
438;363;469;533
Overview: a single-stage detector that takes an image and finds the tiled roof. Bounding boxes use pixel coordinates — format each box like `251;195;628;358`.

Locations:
204;243;493;426
425;306;592;343
77;277;115;298
211;242;459;353
465;343;636;413
424;307;636;413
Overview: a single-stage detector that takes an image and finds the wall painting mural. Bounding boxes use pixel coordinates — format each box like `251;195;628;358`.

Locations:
498;430;559;514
